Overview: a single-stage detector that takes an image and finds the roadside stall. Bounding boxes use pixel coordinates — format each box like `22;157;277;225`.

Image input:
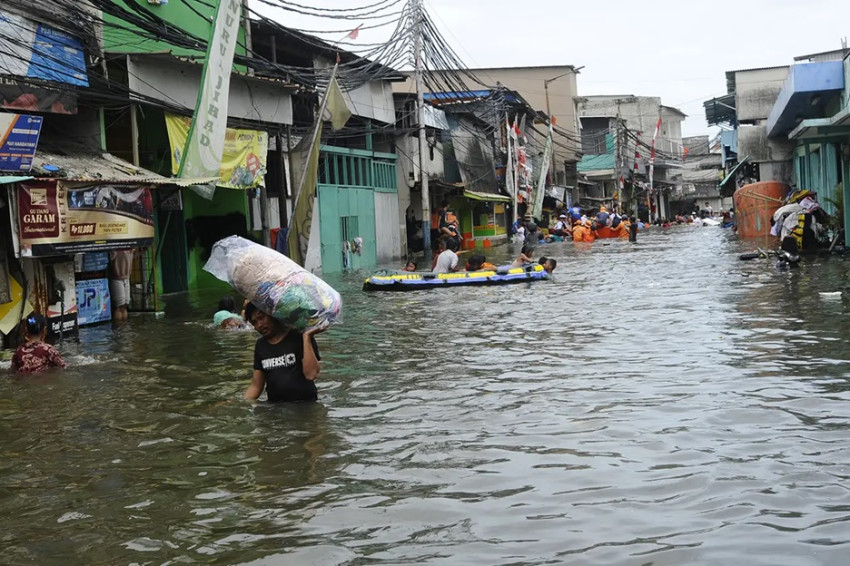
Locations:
1;148;213;345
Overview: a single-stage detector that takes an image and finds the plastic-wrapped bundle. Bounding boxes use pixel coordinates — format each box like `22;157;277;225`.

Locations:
204;236;342;331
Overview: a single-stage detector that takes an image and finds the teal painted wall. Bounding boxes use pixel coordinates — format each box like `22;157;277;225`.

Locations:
794;142;843;216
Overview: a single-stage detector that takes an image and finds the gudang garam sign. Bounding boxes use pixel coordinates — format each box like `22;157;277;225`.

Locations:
17;181;154;257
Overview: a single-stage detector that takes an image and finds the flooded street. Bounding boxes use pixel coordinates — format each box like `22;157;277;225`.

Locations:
4;226;850;565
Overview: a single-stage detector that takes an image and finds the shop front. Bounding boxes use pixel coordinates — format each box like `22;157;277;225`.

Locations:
12;179;156;335
0;149;213;346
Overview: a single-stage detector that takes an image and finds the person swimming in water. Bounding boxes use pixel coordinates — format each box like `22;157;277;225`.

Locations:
213;296;247;330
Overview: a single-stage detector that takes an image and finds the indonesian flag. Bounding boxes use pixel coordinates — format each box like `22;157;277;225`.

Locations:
650;117;662;163
347;24;362;40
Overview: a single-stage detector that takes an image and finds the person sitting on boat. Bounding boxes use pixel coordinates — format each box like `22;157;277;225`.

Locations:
595;206;611;227
538;256;557;274
466;254;497;271
401;261;417;272
510;245;534;268
433;238;460;273
570;204;582;222
610;211;624;229
552;214;571;237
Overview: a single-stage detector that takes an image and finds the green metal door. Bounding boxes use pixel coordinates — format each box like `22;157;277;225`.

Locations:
318;185;377;273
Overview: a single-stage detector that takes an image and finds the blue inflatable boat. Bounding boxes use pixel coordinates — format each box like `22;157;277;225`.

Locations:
363;263;549;291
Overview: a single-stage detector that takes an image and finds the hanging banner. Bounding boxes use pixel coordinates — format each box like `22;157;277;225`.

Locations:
532;124;553;220
166;113;267;189
0;113;43;172
177;0;242;183
17;181;154;257
287;122;323;265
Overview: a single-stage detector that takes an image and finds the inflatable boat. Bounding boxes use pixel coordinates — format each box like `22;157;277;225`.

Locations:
363;263;549;291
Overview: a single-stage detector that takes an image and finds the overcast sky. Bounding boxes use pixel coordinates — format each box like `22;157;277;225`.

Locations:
256;0;849;139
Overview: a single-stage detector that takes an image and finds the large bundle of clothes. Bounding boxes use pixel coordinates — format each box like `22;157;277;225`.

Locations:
771;189;830;252
204;236;342;331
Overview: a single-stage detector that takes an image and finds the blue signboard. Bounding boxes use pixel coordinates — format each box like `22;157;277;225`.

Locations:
28;24;89;87
76;278;111;326
0;114;43;172
80;251;110;273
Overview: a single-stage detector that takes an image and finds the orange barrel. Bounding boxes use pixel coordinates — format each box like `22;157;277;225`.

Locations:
732;182;789;239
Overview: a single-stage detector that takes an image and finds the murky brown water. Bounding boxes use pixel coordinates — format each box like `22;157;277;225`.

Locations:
3;225;850;565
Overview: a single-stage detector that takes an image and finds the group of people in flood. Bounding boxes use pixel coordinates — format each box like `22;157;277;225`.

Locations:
516;207;640;245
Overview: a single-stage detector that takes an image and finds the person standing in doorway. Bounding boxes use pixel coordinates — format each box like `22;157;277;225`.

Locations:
109;249;134;322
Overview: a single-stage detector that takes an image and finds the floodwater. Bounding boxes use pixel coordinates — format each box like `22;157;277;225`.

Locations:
4;226;850;565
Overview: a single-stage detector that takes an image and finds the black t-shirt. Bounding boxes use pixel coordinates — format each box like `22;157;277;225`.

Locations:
253;332;321;402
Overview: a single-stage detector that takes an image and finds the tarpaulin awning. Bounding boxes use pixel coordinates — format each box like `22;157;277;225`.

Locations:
0;176;33;184
719;156;749;187
463;190;511;203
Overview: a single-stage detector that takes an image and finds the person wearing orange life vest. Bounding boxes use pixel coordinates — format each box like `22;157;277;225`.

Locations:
572;219;595;242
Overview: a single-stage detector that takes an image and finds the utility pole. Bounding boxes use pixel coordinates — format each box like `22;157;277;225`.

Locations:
413;0;431;254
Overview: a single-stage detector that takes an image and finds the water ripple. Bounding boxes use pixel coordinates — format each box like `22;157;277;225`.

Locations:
4;227;850;563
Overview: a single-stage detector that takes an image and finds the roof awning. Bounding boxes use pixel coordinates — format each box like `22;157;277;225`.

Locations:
28;149;216;187
0;176;34;185
463;190;511;203
789;106;850;140
719;156;749;187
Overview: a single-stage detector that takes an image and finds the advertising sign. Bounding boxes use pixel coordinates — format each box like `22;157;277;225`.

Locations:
76;278;111;325
0;113;43;172
0;78;78;115
0;9;88;87
18;181;154;257
80;251;110;272
166;113;268;189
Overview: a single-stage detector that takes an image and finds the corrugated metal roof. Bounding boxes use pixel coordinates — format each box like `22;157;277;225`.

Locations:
29;149;215;186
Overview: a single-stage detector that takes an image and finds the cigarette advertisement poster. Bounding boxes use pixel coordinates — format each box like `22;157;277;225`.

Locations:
18;181;154;257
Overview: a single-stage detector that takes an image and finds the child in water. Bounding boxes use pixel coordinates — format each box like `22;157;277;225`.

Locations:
214;296;246;330
11;313;67;374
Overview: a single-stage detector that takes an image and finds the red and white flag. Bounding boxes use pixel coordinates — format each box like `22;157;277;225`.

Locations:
347;25;362;40
650;117;662;163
